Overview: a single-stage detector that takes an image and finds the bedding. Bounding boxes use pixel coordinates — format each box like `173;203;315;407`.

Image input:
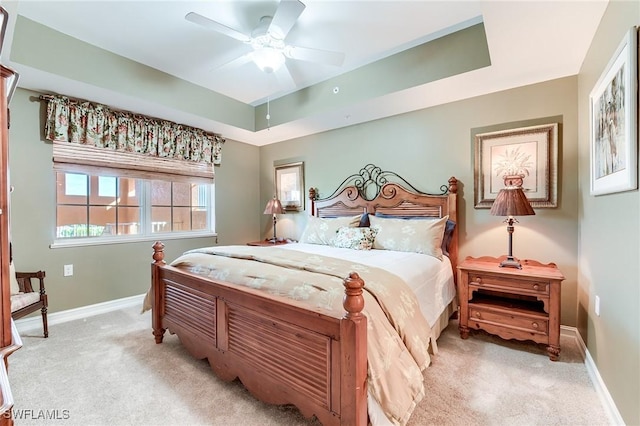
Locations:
372;213;457;256
332;226;378;250
299;212;453;260
161;243;455;425
367;214;448;259
298;214;361;245
281;243;456;328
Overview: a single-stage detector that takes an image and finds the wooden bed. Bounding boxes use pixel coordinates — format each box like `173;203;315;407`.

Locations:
150;165;459;425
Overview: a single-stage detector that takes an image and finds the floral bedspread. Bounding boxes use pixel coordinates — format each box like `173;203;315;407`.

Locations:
168;245;433;425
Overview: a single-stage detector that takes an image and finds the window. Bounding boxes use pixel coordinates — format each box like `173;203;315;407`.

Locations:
65;173;88;196
55;171;214;243
98;176;117;197
150;180;209;233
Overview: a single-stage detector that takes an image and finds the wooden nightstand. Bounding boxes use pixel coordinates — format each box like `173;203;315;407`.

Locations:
246;240;290;247
457;256;565;361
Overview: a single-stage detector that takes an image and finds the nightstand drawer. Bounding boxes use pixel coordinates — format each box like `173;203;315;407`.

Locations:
469;304;549;336
469;273;549;296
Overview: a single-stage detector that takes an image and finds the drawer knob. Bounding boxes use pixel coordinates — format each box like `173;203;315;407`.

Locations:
533;284;540;291
474;312;481;318
475;277;482;285
532;322;539;329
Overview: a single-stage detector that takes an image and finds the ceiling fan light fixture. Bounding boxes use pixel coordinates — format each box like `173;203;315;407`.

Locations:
251;47;285;73
186;0;344;77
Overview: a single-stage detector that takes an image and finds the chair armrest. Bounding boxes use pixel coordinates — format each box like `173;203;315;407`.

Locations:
15;271;46;294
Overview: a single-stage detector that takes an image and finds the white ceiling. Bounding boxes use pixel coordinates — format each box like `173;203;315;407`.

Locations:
1;0;608;146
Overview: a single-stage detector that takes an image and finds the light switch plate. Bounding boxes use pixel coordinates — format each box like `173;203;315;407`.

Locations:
63;264;73;277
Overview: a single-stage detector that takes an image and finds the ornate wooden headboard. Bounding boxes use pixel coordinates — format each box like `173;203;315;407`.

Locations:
308;164;459;282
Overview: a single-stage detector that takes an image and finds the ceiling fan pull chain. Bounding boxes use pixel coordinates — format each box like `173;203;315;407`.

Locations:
266;96;271;130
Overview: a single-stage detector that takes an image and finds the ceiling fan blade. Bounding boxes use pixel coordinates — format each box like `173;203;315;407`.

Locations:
287;45;345;67
269;0;305;40
185;12;251;43
211;53;253;73
273;63;297;89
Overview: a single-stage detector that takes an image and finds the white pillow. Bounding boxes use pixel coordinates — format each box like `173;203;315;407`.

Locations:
299;215;361;246
9;261;20;295
332;227;378;250
369;215;449;259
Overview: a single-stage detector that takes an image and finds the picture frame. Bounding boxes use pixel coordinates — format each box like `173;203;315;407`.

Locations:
474;123;558;208
275;161;304;212
589;27;638;196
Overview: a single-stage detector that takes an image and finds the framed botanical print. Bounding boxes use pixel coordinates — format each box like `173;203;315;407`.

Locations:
275;161;304;211
474;123;558;208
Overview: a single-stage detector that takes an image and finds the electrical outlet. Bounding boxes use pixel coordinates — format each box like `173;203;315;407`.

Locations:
63;264;73;277
595;295;600;316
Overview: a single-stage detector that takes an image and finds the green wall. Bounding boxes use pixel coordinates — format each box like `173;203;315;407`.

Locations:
260;76;580;329
577;1;640;424
8;88;260;313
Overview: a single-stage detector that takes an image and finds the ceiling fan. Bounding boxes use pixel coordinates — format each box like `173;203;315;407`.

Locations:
185;0;345;86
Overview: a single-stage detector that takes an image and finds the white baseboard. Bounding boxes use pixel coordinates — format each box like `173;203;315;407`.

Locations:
14;293;145;335
560;325;625;425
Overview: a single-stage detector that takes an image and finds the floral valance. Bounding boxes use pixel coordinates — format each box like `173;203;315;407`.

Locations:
42;95;225;165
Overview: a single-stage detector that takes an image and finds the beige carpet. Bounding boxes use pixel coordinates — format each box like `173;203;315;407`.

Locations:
9;306;611;425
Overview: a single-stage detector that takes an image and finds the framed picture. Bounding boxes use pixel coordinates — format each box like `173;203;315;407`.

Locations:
474;123;558;208
275;161;304;211
589;27;638;196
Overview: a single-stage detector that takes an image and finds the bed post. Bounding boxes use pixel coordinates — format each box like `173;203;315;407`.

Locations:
341;272;367;426
309;187;318;216
447;177;459;285
151;241;166;344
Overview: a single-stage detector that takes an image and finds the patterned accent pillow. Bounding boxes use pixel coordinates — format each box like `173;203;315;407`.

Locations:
299;215;362;245
332;227;378;250
369;215;449;259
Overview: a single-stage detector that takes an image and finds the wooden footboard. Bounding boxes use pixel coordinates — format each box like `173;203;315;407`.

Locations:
151;242;367;425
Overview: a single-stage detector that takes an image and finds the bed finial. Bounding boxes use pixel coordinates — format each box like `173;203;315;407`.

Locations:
308;187;318;201
448;177;458;194
152;241;166;265
343;272;365;318
309;187;318;216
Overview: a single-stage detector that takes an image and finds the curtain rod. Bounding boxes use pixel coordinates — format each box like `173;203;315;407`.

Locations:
38;93;224;140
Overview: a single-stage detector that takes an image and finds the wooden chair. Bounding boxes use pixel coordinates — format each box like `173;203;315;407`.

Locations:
10;265;48;338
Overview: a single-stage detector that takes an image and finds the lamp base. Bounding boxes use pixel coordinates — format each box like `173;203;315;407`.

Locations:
499;256;522;269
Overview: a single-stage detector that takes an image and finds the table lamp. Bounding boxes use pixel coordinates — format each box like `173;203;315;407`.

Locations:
490;184;535;268
263;196;285;243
